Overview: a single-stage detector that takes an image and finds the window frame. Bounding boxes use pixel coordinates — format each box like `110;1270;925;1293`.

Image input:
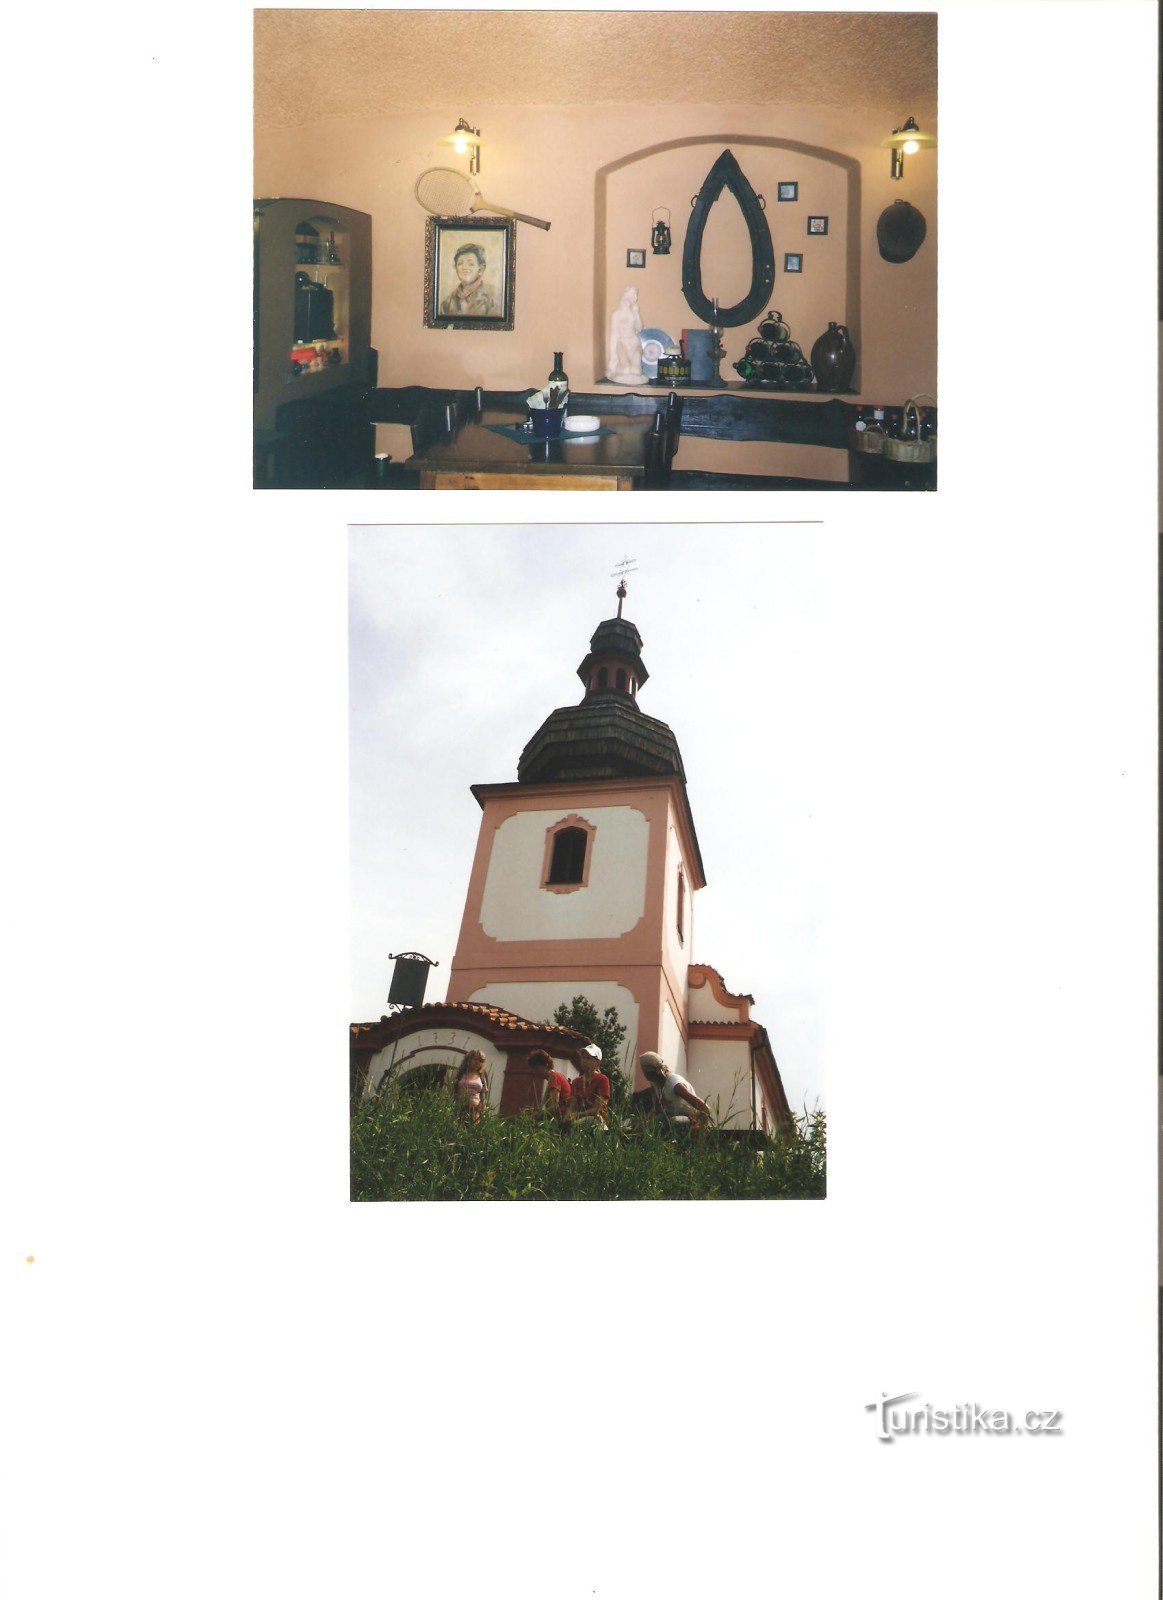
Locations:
541;814;597;894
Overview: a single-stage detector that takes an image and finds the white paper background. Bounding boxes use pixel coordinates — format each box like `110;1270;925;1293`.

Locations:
4;3;1157;1596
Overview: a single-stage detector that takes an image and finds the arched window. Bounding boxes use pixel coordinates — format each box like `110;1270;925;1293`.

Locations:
676;866;685;941
616;667;627;692
548;825;588;885
542;813;597;892
597;666;609;689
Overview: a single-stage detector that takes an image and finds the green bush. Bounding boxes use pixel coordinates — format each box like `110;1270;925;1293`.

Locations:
395;1062;451;1095
550;995;630;1103
350;1085;825;1202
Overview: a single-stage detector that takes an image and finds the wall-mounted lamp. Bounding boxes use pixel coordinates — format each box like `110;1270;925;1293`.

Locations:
651;207;672;255
883;116;936;181
440;116;483;176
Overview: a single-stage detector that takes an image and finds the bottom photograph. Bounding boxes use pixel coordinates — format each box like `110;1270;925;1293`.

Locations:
349;524;825;1201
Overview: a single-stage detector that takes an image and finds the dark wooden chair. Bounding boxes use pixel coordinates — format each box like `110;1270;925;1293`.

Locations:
409;404;444;455
364;386;449;488
640;391;683;489
662;391;683;465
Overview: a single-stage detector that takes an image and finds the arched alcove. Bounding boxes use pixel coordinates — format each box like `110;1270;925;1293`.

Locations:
594;135;861;387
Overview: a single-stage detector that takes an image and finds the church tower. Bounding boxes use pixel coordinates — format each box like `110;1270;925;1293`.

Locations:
446;583;704;1082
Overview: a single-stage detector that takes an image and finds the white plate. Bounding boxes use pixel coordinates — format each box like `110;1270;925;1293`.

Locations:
564;414;600;433
639;326;676;378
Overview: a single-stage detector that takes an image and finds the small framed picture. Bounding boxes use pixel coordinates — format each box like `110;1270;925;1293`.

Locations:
807;215;829;236
626;248;647;268
777;181;798;202
423;216;515;330
784;252;803;273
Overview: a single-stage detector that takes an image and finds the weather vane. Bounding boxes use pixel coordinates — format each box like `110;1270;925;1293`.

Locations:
611;556;638;617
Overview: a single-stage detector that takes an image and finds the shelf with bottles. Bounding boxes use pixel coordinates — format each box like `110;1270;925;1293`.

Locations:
293;219;346;271
598;377;868;397
288;214;351;375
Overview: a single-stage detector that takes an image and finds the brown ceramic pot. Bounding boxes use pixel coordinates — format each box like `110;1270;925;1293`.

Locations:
809;322;856;392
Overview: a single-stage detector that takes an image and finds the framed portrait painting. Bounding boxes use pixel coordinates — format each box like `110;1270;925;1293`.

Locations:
424;216;515;330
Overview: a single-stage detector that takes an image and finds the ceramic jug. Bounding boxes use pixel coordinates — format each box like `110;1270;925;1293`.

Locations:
809;323;856;392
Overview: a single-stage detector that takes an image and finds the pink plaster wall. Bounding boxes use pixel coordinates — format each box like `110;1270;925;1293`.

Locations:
255;101;935;477
600;137;852;380
447;777;698;988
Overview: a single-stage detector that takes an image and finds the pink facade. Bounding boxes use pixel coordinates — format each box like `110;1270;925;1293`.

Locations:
447;774;701;1086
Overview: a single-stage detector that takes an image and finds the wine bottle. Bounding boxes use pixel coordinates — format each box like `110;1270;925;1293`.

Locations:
548;351;568;387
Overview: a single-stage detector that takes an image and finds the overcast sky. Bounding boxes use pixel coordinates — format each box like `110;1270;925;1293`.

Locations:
349;521;836;1116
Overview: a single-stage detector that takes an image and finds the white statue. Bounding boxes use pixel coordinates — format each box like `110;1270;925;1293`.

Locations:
606;287;644;384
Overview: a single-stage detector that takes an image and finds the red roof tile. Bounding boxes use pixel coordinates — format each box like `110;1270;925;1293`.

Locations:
689;963;755;1007
351;1001;590;1043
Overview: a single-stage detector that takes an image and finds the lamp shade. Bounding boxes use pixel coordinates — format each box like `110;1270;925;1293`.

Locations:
882;117;936;152
439;122;483;152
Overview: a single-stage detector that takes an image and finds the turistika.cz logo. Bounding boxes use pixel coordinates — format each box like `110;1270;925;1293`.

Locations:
866;1392;1063;1443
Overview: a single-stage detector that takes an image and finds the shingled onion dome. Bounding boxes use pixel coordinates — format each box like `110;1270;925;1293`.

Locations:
517;612;687;786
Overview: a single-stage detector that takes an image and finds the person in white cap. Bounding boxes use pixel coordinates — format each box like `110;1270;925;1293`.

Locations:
638;1051;713;1130
570;1042;610;1129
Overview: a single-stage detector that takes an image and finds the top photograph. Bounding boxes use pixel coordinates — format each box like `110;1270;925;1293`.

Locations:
254;9;937;492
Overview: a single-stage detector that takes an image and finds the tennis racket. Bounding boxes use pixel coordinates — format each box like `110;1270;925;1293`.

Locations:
414;167;551;230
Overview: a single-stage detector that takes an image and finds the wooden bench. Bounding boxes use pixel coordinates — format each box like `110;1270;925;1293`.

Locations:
363;386;935;491
256;382;935;490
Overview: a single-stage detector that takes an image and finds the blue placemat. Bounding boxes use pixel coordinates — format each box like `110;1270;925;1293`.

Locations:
485;421;618;443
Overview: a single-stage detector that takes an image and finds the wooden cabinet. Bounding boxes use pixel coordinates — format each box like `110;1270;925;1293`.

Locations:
254;197;373;486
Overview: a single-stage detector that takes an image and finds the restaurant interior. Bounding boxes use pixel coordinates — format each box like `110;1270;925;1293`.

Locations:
254;9;937;491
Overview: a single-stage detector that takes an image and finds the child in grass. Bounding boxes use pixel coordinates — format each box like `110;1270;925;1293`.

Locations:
529;1048;572;1124
570;1043;610;1130
453;1050;489;1123
639;1051;712;1131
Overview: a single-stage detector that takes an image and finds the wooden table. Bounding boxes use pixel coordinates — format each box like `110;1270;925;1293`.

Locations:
405;410;653;490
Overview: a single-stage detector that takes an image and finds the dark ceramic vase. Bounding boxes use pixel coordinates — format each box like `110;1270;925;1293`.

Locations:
809;322;856;392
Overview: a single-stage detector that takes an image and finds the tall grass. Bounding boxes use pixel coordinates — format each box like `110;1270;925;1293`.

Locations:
351;1085;826;1201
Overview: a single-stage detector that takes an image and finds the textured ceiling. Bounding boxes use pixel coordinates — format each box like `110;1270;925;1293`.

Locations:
255;9;937;130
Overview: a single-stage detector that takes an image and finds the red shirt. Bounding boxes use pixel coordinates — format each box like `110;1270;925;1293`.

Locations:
543;1071;572;1106
572;1071;610;1110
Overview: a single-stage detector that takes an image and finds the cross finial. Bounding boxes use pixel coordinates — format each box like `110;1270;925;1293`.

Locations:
611;557;638;618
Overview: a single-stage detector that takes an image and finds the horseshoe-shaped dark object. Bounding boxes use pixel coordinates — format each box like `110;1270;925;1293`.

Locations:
681;149;775;327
